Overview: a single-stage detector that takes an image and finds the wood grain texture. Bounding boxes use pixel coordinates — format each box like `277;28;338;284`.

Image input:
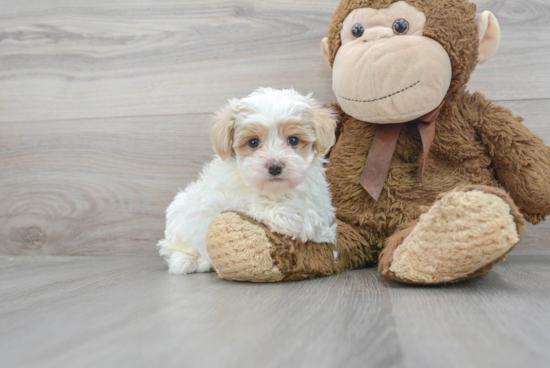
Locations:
0;0;339;122
1;0;550;123
0;114;212;255
1;0;550;255
469;0;550;101
1;252;549;368
389;250;550;368
1;103;548;256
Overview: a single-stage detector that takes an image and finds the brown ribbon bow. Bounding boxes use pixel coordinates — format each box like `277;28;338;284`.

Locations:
359;101;445;201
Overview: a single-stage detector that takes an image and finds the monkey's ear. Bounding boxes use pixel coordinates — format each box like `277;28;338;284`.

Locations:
321;37;330;64
211;98;239;160
476;11;501;64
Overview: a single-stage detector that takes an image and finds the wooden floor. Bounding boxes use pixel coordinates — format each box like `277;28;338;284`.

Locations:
2;251;550;368
2;0;550;367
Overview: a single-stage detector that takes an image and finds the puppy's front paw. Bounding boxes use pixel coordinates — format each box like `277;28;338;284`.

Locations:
264;209;305;240
309;222;338;244
167;254;199;275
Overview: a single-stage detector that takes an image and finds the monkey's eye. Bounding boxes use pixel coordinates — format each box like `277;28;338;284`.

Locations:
392;19;409;35
351;23;365;38
249;139;260;149
288;137;299;147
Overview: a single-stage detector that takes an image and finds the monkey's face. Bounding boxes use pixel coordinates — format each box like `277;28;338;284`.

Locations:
330;1;452;124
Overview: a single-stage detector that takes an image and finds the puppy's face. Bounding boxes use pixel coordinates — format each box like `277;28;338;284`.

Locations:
212;88;337;194
233;117;316;194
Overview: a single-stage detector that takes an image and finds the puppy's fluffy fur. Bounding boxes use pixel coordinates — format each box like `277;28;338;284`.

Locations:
158;88;338;275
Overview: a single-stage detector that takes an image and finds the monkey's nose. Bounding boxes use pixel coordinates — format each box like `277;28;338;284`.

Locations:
268;162;284;176
362;27;393;42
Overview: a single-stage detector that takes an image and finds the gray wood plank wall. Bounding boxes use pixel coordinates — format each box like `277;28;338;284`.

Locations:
1;0;549;255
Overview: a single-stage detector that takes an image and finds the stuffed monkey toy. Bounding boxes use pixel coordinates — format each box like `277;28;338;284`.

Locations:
205;0;550;284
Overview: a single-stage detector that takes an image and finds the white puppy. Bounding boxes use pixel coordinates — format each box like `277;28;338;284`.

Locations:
158;88;338;275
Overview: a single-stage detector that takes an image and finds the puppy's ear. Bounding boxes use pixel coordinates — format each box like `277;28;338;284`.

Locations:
212;98;240;160
307;95;337;157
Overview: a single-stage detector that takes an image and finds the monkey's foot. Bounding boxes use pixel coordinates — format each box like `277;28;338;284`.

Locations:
206;212;340;282
379;185;525;284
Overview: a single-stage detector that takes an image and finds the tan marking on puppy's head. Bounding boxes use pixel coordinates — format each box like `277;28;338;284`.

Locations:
232;122;270;161
211;98;240;160
277;119;316;160
306;96;338;157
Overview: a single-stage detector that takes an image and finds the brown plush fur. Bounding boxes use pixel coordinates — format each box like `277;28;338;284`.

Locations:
206;0;550;284
210;212;376;282
247;84;550;283
273;0;550;281
323;86;550;269
233;212;341;282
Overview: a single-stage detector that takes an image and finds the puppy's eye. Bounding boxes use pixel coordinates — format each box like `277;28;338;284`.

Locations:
249;139;260;149
288;137;299;147
392;19;409;35
351;23;364;38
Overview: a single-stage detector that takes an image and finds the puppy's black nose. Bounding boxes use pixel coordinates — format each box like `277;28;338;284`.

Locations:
268;162;284;176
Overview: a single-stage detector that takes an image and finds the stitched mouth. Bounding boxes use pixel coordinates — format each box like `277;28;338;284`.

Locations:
339;80;420;103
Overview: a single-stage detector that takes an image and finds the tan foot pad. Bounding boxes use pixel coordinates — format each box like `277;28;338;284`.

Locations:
206;212;284;282
390;189;520;284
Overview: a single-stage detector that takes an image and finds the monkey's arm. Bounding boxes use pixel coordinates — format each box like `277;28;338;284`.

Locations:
206;212;377;282
468;92;550;224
